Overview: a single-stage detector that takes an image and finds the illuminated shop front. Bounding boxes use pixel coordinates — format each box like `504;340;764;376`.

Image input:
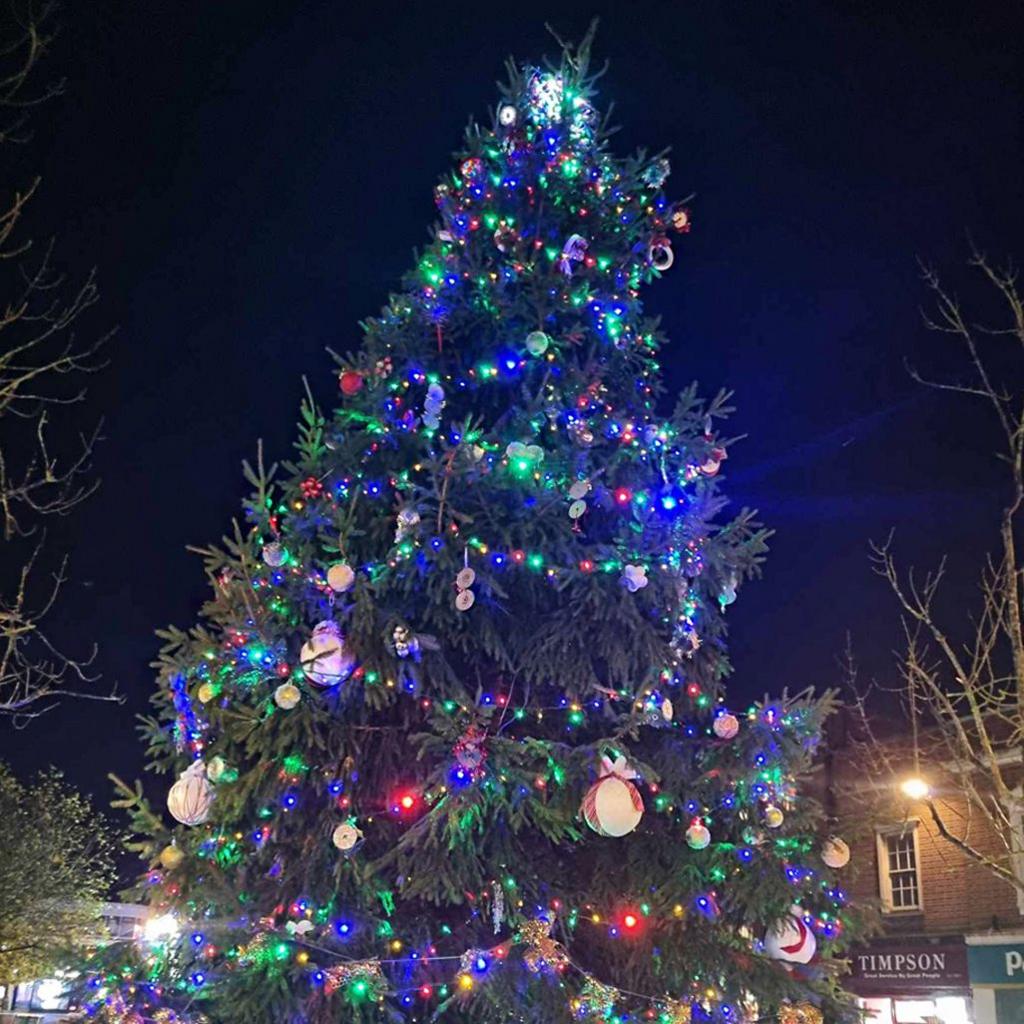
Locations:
847;941;973;1024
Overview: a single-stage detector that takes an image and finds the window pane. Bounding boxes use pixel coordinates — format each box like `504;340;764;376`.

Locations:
884;831;920;908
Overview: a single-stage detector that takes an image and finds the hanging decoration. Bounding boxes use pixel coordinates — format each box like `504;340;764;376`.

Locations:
713;712;740;739
166;761;213;826
764;907;817;964
821;836;851;869
274;682;301;709
299;621;356;687
581;754;644;837
326;562;355;593
332;820;364;852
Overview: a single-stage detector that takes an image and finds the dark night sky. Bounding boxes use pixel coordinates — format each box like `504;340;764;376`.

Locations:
4;1;1023;802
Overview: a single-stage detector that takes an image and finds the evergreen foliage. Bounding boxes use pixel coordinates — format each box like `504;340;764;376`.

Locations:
93;31;861;1024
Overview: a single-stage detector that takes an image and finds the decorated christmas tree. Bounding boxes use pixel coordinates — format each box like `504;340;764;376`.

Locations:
97;30;860;1024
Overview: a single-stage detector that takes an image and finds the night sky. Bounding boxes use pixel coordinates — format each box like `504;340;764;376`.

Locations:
5;1;1023;803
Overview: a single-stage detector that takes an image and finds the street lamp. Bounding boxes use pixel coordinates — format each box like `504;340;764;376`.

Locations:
900;776;930;800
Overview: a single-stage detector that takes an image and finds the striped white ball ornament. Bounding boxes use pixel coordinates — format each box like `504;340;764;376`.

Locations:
581;755;644;838
167;762;213;826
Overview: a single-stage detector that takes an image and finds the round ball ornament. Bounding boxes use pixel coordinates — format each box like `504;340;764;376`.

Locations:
525;330;550;356
493;224;518;253
764;805;785;829
713;713;740;739
686;820;711;850
456;567;476;590
167;762;213;826
262;542;286;567
196;682;216;705
274;682;301;709
581;755;644;838
455;588;475;612
765;907;817;965
326;562;355;593
498;103;518;127
649;239;674;272
300;621;356;688
159;843;185;870
339;371;364;396
206;755;228;783
821;836;851;869
568;499;587;520
332;821;364;852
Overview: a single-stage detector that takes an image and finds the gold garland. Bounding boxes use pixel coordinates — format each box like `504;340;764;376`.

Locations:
779;1002;824;1024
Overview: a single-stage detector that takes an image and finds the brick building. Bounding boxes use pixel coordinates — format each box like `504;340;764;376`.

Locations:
826;715;1024;1024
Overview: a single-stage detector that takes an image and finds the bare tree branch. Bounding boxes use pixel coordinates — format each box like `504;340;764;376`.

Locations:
852;250;1024;892
0;0;119;720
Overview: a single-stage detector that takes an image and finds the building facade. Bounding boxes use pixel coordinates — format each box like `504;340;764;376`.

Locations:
830;723;1024;1024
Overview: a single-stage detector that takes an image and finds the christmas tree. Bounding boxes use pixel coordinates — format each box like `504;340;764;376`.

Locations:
98;31;860;1024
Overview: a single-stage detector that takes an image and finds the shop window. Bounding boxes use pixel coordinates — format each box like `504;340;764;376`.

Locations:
859;997;970;1024
876;824;922;911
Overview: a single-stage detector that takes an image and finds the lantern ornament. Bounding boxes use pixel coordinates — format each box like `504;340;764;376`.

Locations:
581;754;644;837
167;761;214;826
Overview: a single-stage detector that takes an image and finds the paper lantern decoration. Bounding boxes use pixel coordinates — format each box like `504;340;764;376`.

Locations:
685;821;711;850
332;821;364;852
326;562;355;593
167;762;213;826
581;755;643;837
764;805;785;828
713;713;739;739
274;682;301;709
299;621;355;687
159;844;184;870
821;836;851;869
765;907;816;964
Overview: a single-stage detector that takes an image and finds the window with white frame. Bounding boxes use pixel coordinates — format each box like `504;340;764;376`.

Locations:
876;824;922;911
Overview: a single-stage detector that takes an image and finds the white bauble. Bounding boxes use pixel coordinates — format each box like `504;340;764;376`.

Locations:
498;103;518;127
326;562;355;593
300;622;355;687
686;821;711;850
765;907;816;964
764;805;785;828
167;762;213;826
274;682;301;709
713;713;740;739
821;836;851;869
525;330;550;356
649;240;674;271
262;542;286;567
581;776;643;838
332;821;364;852
207;756;228;783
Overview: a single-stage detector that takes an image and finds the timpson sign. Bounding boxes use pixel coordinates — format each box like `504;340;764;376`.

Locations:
848;944;970;995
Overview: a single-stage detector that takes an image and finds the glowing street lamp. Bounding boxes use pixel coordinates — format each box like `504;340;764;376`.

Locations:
900;776;930;800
